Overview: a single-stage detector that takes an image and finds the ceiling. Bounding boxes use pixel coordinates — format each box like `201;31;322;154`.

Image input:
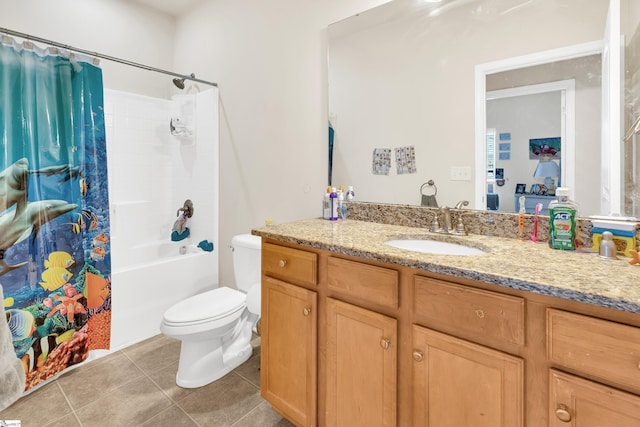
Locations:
130;0;203;17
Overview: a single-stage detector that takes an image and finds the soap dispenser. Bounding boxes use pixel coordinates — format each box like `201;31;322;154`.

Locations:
598;231;618;259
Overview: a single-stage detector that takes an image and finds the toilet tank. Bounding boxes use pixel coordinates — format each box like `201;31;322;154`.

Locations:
231;234;262;292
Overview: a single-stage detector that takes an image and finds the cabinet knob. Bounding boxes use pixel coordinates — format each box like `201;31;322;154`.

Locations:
475;309;485;319
380;338;391;350
555;404;572;422
303;307;311;316
412;351;424;362
278;259;287;268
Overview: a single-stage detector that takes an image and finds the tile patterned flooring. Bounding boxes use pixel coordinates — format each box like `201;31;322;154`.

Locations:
0;334;294;427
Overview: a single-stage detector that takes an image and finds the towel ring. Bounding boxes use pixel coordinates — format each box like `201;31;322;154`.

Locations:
420;180;437;197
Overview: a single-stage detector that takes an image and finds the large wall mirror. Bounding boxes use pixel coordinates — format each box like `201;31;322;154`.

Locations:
328;0;640;218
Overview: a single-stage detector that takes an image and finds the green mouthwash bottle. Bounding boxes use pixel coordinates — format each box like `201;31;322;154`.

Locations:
548;187;578;250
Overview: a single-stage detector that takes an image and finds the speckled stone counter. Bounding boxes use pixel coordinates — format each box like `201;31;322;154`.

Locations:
253;218;640;314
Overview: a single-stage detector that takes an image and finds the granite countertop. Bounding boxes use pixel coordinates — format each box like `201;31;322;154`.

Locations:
253;218;640;314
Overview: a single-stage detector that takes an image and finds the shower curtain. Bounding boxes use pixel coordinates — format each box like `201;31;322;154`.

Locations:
0;38;111;393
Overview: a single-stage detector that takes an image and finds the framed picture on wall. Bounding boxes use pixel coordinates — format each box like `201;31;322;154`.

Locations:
515;183;526;194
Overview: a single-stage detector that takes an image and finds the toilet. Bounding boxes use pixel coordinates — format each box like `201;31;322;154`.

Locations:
160;234;261;388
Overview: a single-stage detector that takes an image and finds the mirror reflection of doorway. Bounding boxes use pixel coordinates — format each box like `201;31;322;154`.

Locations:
486;80;575;213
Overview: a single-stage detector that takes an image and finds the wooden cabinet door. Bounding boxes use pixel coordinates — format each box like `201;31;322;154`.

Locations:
261;276;317;427
549;369;640;427
326;298;397;427
412;325;524;427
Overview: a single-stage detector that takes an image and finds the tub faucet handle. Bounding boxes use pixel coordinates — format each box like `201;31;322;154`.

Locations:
177;199;194;218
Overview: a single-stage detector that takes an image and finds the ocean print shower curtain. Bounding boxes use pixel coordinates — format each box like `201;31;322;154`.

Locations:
0;38;111;391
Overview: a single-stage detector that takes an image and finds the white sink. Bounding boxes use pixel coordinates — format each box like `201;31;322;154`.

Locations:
384;239;486;256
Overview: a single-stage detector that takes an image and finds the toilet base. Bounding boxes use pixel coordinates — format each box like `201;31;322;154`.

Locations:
175;341;253;388
173;310;256;388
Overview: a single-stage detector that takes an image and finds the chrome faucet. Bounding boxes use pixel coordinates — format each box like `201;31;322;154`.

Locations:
441;206;453;232
429;206;453;234
455;200;469;210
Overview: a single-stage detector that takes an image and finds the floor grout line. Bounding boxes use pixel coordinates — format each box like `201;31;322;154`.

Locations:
123;343;202;426
229;400;268;427
45;381;84;427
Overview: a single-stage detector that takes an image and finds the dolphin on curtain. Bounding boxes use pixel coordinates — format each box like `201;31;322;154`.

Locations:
0;158;79;276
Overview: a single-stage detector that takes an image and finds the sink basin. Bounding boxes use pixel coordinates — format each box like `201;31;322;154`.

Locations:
384;239;486;256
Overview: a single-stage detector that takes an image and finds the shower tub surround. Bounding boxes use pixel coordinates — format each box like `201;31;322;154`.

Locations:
104;88;219;350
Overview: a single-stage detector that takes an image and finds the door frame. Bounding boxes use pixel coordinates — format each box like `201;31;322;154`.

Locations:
474;40;603;210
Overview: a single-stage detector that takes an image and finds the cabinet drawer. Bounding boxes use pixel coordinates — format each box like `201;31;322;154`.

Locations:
327;256;398;309
547;309;640;392
414;276;525;346
263;243;317;287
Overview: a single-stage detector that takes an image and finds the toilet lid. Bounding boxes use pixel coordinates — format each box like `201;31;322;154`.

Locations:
163;287;246;324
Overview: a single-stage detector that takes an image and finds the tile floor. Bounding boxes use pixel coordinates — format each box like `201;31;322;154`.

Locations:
0;334;294;427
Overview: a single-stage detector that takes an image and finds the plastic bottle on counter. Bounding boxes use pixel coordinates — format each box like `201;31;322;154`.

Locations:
338;191;347;220
548;187;578;250
323;186;331;220
517;195;526;241
330;187;339;221
346;186;355;201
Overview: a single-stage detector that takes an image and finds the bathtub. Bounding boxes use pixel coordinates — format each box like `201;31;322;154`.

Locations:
109;239;218;350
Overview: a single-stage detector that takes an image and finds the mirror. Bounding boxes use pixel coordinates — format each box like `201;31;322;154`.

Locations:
328;0;640;218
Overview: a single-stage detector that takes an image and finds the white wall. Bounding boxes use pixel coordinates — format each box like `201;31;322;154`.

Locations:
173;0;390;286
0;0;177;98
487;92;560;212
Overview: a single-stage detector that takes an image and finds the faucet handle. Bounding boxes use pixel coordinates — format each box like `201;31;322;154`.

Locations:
454;215;468;235
429;212;441;232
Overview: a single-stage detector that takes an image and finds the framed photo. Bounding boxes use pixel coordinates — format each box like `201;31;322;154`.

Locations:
530;184;540;195
515;183;526;194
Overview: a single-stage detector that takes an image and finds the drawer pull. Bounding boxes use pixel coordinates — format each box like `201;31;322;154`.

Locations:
412;351;424;362
303;307;311;316
380;338;391;350
278;259;288;268
555;404;572;422
475;309;485;318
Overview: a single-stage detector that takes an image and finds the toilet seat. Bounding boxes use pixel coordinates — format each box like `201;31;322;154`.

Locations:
162;287;246;327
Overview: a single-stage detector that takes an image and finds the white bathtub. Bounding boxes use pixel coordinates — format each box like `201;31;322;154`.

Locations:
109;239;218;350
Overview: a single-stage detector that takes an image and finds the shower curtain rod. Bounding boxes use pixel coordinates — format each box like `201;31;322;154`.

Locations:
0;27;218;87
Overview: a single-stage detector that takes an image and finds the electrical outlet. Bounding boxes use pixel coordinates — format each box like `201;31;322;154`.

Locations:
450;166;472;181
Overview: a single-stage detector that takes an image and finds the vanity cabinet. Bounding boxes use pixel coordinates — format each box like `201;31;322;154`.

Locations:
260;244;318;427
412;276;525;426
412;325;524;427
259;238;640;426
549;369;640;426
326;298;397;426
546;309;640;426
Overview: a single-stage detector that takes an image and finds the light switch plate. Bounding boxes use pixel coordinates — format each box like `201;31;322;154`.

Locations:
450;166;472;181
